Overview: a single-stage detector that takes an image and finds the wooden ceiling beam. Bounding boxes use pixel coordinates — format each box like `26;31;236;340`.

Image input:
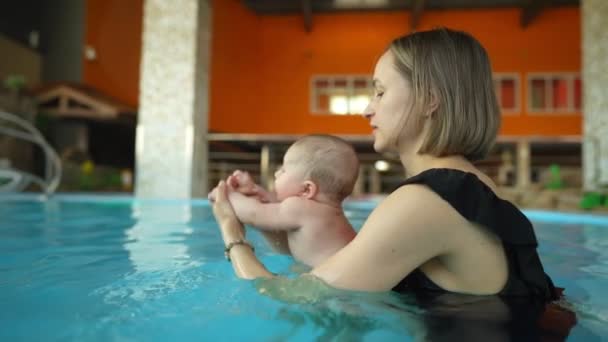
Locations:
411;0;426;31
521;0;552;28
302;0;313;32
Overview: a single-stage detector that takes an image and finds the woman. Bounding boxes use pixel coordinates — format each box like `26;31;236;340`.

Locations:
210;27;558;302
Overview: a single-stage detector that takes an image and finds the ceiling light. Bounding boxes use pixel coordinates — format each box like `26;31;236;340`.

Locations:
374;160;391;172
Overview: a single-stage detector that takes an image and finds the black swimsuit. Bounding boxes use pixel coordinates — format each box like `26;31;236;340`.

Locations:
391;168;558;302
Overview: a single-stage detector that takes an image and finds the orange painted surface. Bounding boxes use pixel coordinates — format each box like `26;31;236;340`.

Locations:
83;0;143;107
83;1;582;136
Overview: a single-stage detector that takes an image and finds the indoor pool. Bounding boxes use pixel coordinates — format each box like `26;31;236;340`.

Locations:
1;194;607;341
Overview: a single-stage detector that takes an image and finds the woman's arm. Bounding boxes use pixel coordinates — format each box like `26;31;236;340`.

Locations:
212;181;274;279
311;184;456;291
213;181;458;289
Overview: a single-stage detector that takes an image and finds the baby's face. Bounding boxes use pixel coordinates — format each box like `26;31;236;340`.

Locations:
274;149;307;201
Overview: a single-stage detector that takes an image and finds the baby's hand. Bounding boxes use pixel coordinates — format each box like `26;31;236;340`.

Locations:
227;170;259;197
208;182;234;202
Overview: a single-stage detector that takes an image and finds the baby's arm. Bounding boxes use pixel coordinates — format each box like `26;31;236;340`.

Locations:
228;192;302;230
228;193;303;254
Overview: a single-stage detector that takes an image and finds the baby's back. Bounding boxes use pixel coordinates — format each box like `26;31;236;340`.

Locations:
287;201;356;267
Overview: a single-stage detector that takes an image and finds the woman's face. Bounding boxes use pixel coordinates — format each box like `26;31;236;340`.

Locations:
363;51;421;154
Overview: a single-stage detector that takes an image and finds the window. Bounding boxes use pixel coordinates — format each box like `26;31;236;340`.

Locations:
493;73;520;114
527;73;582;113
311;76;373;115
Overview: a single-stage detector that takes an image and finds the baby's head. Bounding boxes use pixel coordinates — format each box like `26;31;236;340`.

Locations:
275;135;359;203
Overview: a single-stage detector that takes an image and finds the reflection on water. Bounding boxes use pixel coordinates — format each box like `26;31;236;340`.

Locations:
253;273;586;341
125;203;198;272
1;197;607;341
97;202;203;303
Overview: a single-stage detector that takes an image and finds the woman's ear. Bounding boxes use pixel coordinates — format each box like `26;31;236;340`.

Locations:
426;89;439;117
301;181;318;199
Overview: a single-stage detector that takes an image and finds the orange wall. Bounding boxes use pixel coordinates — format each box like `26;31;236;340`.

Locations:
83;0;581;137
83;0;143;107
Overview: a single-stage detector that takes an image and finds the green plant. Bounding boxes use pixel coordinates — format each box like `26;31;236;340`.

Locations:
3;75;27;91
580;192;603;210
546;164;564;190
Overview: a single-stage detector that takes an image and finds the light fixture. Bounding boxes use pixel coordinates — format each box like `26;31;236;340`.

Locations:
329;96;349;115
374;160;390;172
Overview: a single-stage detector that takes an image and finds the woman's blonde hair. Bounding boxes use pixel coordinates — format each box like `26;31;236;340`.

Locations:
389;27;500;161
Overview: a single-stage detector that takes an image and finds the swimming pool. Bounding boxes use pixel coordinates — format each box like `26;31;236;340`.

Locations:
1;194;607;341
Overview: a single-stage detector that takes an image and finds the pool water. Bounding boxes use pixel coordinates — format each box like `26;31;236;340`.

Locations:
1;195;607;341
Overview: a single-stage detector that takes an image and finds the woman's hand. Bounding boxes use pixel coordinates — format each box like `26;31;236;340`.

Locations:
211;181;245;243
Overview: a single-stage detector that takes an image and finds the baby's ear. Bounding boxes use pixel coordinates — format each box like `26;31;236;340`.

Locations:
301;181;318;199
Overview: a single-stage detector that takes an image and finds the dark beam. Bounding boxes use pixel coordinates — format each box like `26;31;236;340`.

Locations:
301;0;313;32
410;0;426;31
520;0;552;28
243;0;578;15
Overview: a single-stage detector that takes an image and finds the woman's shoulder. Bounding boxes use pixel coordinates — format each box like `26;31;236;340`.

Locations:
399;168;496;192
376;180;470;231
395;168;538;246
396;168;501;208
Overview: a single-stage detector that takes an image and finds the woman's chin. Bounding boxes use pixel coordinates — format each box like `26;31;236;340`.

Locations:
373;139;387;153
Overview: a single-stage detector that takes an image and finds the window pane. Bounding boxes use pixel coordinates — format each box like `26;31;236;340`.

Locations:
552;78;569;110
500;79;516;110
574;77;582;110
349;95;370;114
530;79;547;110
315;79;329;88
317;93;330;112
334;79;348;88
353;79;369;89
330;96;349;115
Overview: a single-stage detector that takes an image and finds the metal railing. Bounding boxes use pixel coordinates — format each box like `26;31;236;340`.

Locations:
0;110;62;195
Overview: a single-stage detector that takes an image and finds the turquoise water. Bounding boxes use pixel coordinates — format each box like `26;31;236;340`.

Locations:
1;194;607;341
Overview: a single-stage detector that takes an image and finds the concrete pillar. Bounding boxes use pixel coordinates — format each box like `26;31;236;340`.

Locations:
352;165;365;196
516;140;531;188
369;165;382;194
582;0;608;190
260;144;274;192
135;0;211;198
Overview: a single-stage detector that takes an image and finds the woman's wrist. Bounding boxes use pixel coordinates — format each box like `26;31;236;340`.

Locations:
220;219;245;244
223;232;245;245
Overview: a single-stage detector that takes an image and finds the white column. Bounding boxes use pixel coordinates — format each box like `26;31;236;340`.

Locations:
516;140;531;188
260;144;273;192
582;0;608;191
369;165;381;194
352;165;365;196
135;0;211;198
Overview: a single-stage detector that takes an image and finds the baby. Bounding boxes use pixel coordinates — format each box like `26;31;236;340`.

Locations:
214;135;359;267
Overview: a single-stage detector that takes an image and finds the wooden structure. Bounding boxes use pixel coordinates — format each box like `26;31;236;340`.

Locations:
34;83;136;121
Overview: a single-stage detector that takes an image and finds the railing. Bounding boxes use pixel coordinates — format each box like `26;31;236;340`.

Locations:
0;110;62;194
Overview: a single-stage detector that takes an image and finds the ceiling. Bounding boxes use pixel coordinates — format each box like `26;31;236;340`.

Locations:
243;0;578;13
242;0;580;30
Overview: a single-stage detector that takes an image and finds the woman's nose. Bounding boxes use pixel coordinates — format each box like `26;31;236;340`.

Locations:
361;102;374;119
